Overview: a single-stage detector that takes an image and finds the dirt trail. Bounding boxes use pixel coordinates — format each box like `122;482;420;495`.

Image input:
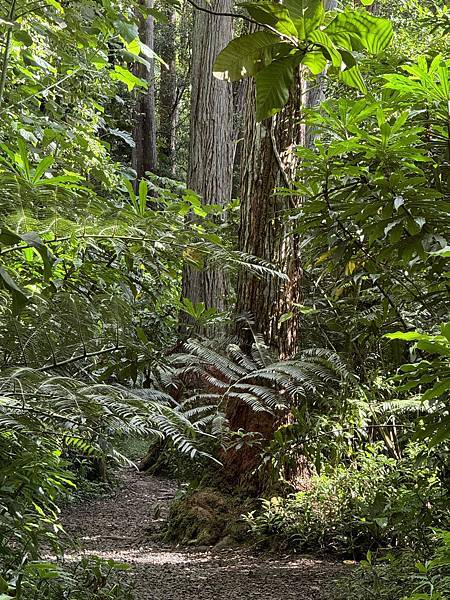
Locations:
61;469;348;599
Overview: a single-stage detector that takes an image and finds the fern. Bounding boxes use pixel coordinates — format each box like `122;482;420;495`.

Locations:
171;338;353;431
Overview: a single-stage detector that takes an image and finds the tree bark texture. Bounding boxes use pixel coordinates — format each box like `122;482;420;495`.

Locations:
223;0;338;490
222;72;307;489
235;75;305;359
180;0;234;328
132;0;158;181
157;10;178;177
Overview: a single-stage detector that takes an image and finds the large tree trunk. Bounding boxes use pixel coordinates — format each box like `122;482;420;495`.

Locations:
235;75;305;358
132;0;158;180
157;10;178;177
180;0;234;333
226;0;337;485
223;74;306;489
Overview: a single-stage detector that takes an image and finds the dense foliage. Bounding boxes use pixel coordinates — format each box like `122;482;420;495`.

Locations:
0;0;448;599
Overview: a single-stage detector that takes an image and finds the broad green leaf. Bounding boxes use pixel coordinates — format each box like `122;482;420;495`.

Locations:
421;378;450;401
0;228;54;279
429;415;450;447
16;138;31;180
0;576;8;593
213;31;281;81
283;0;325;38
278;311;293;326
13;29;33;46
385;331;432;341
110;66;148;91
142;7;169;23
0;267;29;313
109;128;135;148
308;29;342;67
325;10;393;54
416;340;450;357
255;57;294;121
136;326;149;344
89;51;108;70
240;2;298;37
339;64;367;93
302;50;327;75
125;37;141;56
20;231;55;279
139;42;168;67
44;0;64;12
33;155;54;183
124;177;136;203
138;180;148;215
441;322;450;341
114;20;139;43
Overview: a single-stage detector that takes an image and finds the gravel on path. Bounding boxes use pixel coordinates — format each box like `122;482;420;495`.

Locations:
61;469;349;600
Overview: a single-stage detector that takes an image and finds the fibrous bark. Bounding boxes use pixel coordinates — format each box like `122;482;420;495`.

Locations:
157;10;178;177
132;0;158;180
235;75;305;359
180;0;234;331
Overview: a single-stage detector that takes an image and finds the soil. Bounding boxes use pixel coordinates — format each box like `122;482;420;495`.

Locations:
61;468;350;599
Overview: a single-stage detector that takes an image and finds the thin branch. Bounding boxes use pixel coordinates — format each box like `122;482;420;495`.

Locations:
185;0;260;28
37;345;126;372
184;0;299;46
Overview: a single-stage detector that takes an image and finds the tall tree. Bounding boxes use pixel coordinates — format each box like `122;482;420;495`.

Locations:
235;0;337;357
224;72;306;487
226;0;338;486
235;74;305;359
132;0;158;180
180;0;234;329
157;10;178;177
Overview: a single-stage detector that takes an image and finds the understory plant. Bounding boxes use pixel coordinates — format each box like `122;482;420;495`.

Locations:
337;530;450;600
245;443;449;557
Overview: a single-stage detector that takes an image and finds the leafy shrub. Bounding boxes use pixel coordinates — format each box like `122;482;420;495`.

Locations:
0;434;71;595
18;557;133;600
337;531;450;600
404;530;450;600
337;550;418;600
245;444;449;556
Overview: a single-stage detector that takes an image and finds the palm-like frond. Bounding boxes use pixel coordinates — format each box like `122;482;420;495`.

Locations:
171;338;353;429
0;367;207;459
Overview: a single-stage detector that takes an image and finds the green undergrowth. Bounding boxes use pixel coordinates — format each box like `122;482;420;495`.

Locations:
337;531;450;600
245;444;449;557
17;556;134;600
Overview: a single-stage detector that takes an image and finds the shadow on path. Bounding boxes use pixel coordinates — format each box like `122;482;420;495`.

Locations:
61;469;349;600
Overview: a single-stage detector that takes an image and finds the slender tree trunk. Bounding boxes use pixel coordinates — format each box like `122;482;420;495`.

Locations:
180;0;234;331
157;10;178;177
132;0;158;180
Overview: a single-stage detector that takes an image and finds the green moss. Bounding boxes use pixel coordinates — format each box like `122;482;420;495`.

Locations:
165;487;253;546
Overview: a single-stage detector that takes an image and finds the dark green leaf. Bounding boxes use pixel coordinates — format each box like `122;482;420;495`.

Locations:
213;31;281;82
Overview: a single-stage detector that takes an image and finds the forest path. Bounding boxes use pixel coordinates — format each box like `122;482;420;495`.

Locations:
61;468;347;600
